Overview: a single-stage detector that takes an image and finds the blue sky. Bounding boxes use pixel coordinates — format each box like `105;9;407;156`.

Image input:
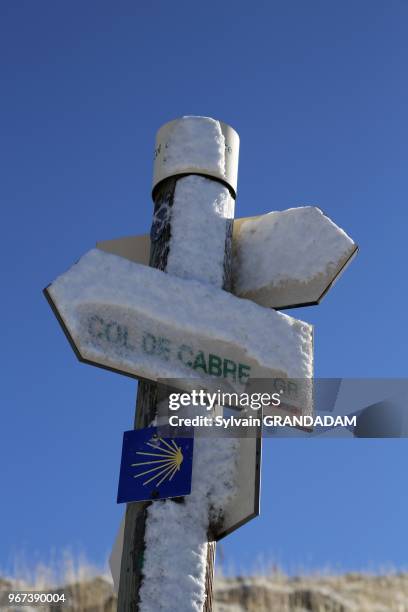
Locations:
1;1;407;576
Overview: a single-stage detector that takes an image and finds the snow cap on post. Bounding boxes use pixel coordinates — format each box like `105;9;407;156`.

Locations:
152;116;240;198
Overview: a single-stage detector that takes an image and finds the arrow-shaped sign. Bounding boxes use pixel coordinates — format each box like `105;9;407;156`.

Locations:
44;248;313;403
96;206;357;311
233;206;358;309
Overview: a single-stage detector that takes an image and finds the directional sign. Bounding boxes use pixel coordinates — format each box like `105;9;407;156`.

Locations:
117;427;194;503
44;248;313;403
217;432;261;538
96;216;259;268
233;206;358;310
97;233;151;266
96;206;357;311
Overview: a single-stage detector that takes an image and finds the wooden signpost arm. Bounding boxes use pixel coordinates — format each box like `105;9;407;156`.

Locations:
118;166;235;611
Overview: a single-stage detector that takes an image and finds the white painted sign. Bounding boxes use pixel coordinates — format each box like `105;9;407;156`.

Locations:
96;217;257;268
233;206;358;310
97;207;357;311
219;433;261;538
44;248;313;402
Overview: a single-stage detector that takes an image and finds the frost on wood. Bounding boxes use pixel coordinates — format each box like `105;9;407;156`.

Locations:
166;175;234;287
233;206;357;309
46;249;313;389
163;116;226;177
139;436;239;612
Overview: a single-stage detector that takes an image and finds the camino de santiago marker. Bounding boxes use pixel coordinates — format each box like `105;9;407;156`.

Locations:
44;116;357;612
117;427;194;504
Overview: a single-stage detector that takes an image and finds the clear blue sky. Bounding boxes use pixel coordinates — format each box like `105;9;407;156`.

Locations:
1;1;407;576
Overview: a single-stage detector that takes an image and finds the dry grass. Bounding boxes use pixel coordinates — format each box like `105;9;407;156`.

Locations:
1;550;111;590
1;554;408;611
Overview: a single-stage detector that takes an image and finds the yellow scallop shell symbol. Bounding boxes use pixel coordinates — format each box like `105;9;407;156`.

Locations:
131;437;184;487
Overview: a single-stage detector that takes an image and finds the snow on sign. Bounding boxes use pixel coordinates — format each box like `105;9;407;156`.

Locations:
233;207;358;310
44;248;313;397
110;432;261;595
117;427;194;504
96;206;357;311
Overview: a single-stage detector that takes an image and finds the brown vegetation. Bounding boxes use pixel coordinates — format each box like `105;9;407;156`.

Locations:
1;570;408;611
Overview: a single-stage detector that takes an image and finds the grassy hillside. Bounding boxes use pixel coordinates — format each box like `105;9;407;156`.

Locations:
1;570;408;611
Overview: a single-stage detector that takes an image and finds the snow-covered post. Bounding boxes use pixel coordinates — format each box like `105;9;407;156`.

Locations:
117;117;240;611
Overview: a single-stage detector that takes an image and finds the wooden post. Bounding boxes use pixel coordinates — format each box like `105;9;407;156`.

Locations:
118;126;236;611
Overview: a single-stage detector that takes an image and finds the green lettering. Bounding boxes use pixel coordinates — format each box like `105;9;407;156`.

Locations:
223;359;237;382
88;315;104;338
122;328;134;350
238;363;251;384
142;332;156;354
178;344;193;367
157;337;171;361
193;351;207;373
105;322;122;344
208;354;222;377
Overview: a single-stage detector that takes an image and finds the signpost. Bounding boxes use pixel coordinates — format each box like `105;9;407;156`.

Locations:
97;207;357;311
44;115;357;611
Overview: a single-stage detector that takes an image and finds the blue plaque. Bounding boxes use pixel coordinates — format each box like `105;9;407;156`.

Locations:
117;427;194;504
